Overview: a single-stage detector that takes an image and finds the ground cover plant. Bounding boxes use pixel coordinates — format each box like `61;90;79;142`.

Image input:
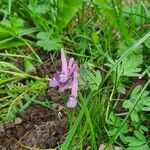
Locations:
0;0;150;149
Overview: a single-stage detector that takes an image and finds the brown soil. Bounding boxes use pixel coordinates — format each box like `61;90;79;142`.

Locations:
35;62;55;78
0;105;68;150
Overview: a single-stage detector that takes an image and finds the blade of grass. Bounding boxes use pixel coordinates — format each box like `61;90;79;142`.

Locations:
8;0;12;16
61;92;94;150
0;77;23;85
0;61;23;73
19;38;42;63
80;94;97;150
61;105;85;150
0;70;42;80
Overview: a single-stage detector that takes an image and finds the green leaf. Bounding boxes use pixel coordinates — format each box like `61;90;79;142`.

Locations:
127;144;149;150
130;85;141;98
24;56;36;73
134;130;146;141
121;55;143;77
123;100;133;109
124;136;138;143
33;4;50;14
131;110;139;122
37;38;61;51
140;125;148;132
95;70;102;85
92;32;99;44
89;84;99;91
128;141;145;147
86;70;102;91
36;32;62;51
0;38;25;50
56;0;84;29
141;107;150;111
37;31;51;40
0;23;15;37
117;83;126;94
123;85;150;115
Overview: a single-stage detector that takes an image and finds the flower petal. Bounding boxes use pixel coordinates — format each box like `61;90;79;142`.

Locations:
68;58;74;69
69;63;78;75
67;97;77;108
61;48;68;75
58;79;72;92
70;70;78;98
59;73;69;83
49;77;58;87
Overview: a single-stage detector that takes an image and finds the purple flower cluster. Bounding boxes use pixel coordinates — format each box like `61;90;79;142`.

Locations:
49;48;78;108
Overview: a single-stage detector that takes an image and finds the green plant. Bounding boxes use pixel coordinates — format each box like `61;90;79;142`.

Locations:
37;31;62;52
123;85;150;122
0;0;150;149
124;130;149;150
79;65;102;91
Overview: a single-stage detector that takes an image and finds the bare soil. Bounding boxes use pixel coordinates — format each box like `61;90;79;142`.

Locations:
0;105;68;150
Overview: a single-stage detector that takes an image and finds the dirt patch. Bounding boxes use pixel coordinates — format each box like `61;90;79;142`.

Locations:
0;105;68;149
35;62;55;78
35;59;61;78
115;100;126;114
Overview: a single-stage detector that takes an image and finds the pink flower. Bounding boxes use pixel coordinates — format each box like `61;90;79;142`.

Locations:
49;48;78;108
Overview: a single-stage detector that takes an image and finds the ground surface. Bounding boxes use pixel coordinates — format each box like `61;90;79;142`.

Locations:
0;105;68;150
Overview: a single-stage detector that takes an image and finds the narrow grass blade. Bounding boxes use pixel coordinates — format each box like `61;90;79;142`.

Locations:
61;93;94;150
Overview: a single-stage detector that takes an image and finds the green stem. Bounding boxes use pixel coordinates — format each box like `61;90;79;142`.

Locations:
20;38;42;63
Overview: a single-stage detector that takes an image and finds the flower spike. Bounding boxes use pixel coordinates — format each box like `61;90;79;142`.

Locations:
49;48;78;108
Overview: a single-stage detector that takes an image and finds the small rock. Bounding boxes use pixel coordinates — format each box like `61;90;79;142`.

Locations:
0;124;5;137
15;117;22;124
